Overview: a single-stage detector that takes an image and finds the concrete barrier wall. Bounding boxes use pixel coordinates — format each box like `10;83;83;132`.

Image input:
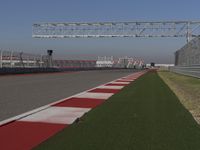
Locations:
170;66;200;78
0;68;60;75
0;67;139;75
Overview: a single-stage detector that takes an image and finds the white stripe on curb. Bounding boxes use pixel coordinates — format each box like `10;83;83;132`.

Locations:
110;81;130;84
117;79;134;81
20;107;91;124
98;85;124;89
75;92;114;99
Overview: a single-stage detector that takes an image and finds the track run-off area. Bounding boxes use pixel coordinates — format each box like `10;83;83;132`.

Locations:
1;70;200;150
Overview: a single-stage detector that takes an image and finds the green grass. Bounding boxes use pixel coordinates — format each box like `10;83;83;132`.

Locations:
158;71;200;123
35;72;200;150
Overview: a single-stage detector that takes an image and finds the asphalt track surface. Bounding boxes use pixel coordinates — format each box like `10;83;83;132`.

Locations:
0;70;137;121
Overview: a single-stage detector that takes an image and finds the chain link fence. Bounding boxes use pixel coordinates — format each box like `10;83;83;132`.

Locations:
172;37;200;78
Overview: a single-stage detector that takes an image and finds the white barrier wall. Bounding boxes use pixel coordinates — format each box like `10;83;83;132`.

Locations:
170;66;200;78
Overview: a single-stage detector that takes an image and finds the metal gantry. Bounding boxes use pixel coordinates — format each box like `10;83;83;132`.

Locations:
33;21;200;42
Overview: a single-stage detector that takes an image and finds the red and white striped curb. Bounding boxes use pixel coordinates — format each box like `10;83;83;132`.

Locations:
0;70;147;150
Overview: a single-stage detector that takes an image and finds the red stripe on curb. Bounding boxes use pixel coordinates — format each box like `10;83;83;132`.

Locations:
89;88;120;93
54;98;104;108
0;121;66;150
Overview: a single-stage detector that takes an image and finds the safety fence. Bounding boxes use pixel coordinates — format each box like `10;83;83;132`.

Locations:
0;50;48;68
0;50;145;75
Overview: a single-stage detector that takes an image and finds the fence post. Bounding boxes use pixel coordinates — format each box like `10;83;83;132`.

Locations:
27;55;30;68
0;50;2;68
10;51;13;68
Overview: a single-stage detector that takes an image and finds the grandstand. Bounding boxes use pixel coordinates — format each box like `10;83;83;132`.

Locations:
96;56;114;68
53;59;96;68
116;57;144;69
95;56;145;68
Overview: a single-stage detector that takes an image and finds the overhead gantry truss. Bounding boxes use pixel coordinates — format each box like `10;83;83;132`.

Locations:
32;21;200;42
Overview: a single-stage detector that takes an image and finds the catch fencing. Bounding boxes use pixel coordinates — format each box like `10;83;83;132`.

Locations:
0;50;48;68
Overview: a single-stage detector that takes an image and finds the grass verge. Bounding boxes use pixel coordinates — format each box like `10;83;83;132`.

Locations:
35;72;200;150
158;71;200;124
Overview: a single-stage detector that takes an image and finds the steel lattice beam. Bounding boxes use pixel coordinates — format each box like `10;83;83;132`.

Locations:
32;21;200;42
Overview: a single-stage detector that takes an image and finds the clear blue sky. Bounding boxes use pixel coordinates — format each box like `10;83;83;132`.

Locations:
0;0;199;63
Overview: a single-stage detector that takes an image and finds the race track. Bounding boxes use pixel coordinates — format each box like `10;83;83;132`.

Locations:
0;70;136;121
